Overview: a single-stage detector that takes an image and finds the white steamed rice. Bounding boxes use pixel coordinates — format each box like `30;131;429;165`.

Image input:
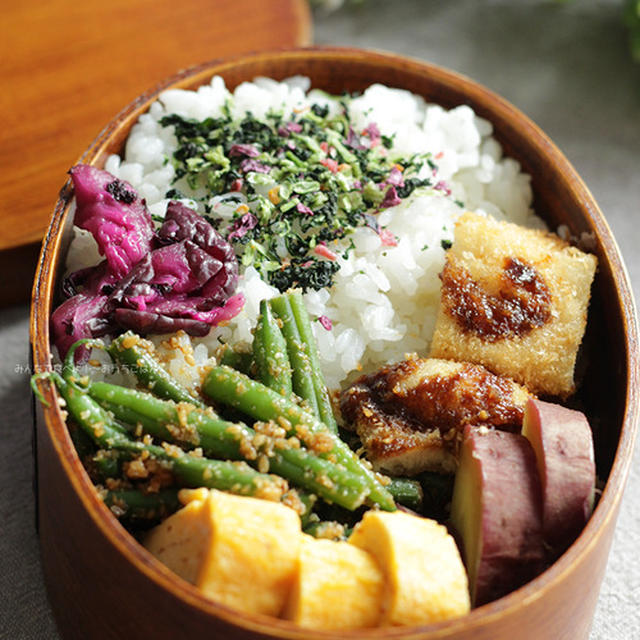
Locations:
67;76;544;390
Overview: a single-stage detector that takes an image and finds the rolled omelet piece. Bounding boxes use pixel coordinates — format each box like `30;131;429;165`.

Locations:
144;489;301;617
349;510;470;626
283;535;384;629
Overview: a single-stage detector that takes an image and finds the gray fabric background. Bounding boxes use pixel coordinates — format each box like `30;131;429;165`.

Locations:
1;0;638;637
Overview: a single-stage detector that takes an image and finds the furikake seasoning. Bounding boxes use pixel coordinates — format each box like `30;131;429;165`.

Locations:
159;96;439;292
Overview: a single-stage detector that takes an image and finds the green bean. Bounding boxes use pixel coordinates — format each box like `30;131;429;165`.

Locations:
91;449;126;480
43;372;289;501
287;291;338;434
103;489;181;523
108;434;289;501
88;380;242;459
107;332;205;407
53;372;133;449
168;454;289;500
386;477;424;512
253;299;292;396
269;295;320;417
101;465;315;530
303;520;348;541
295;491;318;528
202;365;396;511
87;381;369;511
216;343;253;375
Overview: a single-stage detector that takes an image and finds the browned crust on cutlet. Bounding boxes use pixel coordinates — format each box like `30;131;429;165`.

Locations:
340;356;530;475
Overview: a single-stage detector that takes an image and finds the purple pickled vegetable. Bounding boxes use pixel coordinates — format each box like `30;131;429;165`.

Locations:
61;264;103;298
114;293;245;335
50;293;114;358
70;165;154;278
112;243;223;310
51;166;244;358
113;309;212;336
151;242;209;295
158;201;238;297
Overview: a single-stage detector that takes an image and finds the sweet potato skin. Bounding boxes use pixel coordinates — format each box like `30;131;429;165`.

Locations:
522;398;595;553
450;427;545;607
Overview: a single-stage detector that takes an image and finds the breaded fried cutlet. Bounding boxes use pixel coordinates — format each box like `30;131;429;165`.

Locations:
339;356;530;476
429;212;597;397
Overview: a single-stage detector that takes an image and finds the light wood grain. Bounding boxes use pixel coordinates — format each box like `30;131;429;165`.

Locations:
0;0;311;253
30;48;640;640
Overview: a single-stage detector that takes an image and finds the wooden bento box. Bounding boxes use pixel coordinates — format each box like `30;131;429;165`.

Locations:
30;48;639;640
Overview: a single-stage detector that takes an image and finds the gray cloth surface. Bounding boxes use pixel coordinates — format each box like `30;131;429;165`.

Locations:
1;0;638;637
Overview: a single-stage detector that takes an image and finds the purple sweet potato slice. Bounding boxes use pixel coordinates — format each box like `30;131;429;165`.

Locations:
450;426;545;607
522;398;595;553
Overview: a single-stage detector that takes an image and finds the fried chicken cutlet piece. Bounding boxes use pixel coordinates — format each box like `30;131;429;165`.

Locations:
339;357;530;476
429;212;597;397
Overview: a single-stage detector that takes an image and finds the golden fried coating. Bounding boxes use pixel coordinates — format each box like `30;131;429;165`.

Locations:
429;212;597;397
339;356;530;476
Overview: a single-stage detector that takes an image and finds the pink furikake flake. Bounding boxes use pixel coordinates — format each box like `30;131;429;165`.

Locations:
277;121;303;137
296;202;314;216
239;158;270;174
386;166;405;188
227;212;258;241
379;228;398;247
229;143;260;158
361;122;381;149
345;126;364;150
435;180;452;196
314;244;338;261
317;315;333;331
320;157;339;173
381;185;402;208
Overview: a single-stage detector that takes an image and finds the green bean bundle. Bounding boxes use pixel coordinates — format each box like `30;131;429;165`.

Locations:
87;380;369;511
202;365;395;511
32;371;290;503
